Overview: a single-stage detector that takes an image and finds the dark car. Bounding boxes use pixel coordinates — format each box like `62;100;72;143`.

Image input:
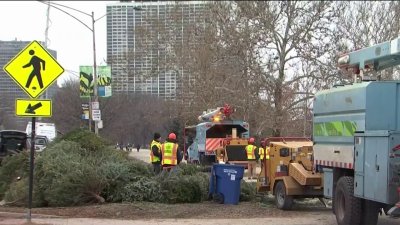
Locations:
0;130;28;162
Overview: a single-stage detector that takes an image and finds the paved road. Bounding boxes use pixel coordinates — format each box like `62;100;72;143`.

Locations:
1;212;399;225
128;148;151;163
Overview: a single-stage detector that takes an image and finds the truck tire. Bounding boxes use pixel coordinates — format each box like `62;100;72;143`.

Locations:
274;181;293;210
361;199;380;225
334;176;361;225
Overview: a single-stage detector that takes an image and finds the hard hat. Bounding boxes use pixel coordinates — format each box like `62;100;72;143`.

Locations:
249;137;255;143
168;133;176;140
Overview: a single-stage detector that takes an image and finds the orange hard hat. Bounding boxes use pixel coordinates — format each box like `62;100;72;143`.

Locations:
249;137;255;143
168;133;176;140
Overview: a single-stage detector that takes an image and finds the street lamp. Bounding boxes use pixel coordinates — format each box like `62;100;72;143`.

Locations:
37;1;142;135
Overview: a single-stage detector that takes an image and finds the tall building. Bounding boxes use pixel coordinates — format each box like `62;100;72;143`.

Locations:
0;40;59;130
106;1;207;99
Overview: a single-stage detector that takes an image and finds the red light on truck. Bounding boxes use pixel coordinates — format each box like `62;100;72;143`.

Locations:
392;145;400;151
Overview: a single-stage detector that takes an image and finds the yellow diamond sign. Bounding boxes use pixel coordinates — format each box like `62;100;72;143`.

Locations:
15;99;52;117
3;40;64;99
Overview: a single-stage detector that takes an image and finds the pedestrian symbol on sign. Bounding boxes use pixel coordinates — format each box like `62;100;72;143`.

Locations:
23;50;46;90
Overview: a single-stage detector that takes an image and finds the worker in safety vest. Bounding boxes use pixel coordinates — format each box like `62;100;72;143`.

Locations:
150;132;162;174
258;140;270;169
246;137;259;179
161;132;182;171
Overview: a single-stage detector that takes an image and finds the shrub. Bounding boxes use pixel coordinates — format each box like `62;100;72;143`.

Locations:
1;128;265;206
33;137;156;206
0;152;29;199
240;180;257;201
58;129;109;152
3;177;28;206
158;172;209;203
118;176;161;202
175;163;206;176
101;158;153;202
34;141;107;206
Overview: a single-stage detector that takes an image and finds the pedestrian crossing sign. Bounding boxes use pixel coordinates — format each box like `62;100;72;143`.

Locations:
3;40;64;99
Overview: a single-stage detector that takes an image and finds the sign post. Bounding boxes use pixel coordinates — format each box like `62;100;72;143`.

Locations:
2;40;64;222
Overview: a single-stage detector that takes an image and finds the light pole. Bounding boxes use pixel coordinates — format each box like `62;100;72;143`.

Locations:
37;1;142;135
91;11;99;135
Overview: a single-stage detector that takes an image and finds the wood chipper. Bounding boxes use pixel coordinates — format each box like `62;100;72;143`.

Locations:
214;131;249;168
256;137;324;209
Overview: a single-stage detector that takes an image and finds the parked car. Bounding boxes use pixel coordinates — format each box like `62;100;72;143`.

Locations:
27;135;49;152
0;130;28;162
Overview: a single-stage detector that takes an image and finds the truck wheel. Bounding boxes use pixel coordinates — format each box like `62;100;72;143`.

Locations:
361;199;380;225
334;176;361;225
274;181;293;210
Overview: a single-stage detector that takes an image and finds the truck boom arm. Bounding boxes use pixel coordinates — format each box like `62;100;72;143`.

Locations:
198;104;234;122
338;37;400;75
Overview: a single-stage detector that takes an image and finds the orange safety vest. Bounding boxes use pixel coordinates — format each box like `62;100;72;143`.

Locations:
150;140;161;163
161;142;178;166
246;144;256;160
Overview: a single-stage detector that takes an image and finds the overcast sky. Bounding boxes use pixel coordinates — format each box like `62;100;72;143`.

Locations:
0;1;116;86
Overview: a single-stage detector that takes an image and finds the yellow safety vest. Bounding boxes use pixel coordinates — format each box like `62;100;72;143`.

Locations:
161;142;178;166
259;147;270;160
150;140;162;163
246;144;256;160
259;147;265;160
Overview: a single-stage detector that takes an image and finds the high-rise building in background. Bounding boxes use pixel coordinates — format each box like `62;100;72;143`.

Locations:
106;0;207;100
0;40;59;130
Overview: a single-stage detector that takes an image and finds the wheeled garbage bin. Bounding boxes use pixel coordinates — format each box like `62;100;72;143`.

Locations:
209;163;245;205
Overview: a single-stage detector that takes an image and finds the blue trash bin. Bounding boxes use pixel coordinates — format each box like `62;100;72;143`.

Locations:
209;163;245;205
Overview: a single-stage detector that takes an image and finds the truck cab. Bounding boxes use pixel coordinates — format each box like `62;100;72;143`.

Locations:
184;105;250;165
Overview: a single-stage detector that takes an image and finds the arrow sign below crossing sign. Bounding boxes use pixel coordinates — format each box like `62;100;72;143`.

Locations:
3;40;64;99
15;99;52;117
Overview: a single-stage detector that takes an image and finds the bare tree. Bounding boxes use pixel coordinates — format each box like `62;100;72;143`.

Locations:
171;1;343;137
52;78;175;146
51;79;82;134
337;1;400;80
